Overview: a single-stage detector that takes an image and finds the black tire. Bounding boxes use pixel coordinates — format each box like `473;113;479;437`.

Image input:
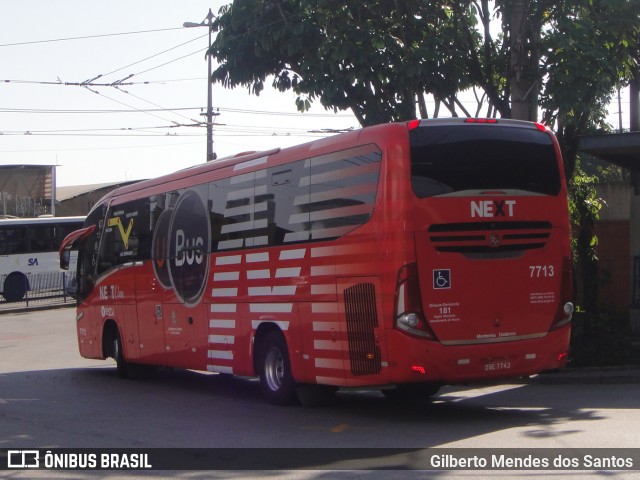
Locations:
3;272;29;302
112;330;129;379
382;383;441;403
258;331;298;405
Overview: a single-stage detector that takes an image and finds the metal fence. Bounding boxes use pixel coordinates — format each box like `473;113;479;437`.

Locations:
0;271;76;307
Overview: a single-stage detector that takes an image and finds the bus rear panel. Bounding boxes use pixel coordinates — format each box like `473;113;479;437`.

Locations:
388;119;572;385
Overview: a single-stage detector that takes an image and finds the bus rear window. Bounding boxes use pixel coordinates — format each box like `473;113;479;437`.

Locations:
410;125;561;198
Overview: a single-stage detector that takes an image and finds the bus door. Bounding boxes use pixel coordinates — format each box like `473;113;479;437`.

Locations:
158;187;210;369
134;196;169;363
98;203;143;359
134;265;167;363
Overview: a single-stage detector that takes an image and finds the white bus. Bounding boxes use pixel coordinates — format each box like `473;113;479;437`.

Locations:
0;216;84;302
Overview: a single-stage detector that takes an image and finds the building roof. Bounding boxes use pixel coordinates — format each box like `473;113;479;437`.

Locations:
579;132;640;170
56;181;141;201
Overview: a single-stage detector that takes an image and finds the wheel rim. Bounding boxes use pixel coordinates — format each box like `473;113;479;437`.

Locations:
264;346;285;392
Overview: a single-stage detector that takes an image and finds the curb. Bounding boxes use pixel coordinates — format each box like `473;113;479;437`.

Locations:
0;302;75;315
532;367;640;385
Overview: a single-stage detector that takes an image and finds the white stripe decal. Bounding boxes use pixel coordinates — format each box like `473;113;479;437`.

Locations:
211;304;237;313
208;350;234;360
249;286;297;296
221;219;268;234
247;269;270;279
216;255;242;266
313;321;341;331
311;284;336;295
312;303;338;314
212;288;238;297
283;231;309;242
251;320;290;331
276;267;301;278
250;303;293;313
315;358;345;369
279;249;306;260
209;335;235;344
209;319;236;329
311;265;335;276
314;340;346;351
217;239;244;250
213;271;240;281
246;252;269;263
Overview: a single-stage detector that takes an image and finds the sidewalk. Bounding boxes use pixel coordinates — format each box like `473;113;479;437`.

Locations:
533;366;640;384
0;297;75;314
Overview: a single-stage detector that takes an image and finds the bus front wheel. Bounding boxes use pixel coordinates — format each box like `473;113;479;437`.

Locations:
105;326;129;379
258;331;298;405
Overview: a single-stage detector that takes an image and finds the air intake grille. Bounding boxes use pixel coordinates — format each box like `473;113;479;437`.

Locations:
344;283;381;376
428;221;552;255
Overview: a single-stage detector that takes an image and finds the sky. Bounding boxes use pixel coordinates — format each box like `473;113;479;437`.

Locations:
0;0;358;187
0;1;633;188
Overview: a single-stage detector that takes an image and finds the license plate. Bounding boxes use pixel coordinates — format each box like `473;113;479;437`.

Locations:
484;361;512;372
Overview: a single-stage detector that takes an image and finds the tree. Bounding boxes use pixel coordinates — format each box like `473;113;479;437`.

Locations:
539;0;640;177
211;1;477;125
211;0;639;174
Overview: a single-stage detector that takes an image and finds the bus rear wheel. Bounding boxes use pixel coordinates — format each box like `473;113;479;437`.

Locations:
258;331;298;405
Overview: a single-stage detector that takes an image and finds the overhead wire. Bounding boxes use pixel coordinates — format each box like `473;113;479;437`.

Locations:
0;27;187;48
0;8;357;148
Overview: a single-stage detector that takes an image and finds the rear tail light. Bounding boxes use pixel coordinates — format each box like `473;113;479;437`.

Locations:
408;119;421;130
550;256;574;330
395;263;437;340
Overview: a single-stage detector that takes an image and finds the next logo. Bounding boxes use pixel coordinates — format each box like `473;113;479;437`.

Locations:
470;200;516;218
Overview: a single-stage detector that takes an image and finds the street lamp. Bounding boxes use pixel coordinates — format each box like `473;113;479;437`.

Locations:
184;9;217;161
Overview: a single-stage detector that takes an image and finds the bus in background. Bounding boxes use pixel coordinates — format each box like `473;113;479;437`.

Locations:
59;118;573;405
1;216;84;302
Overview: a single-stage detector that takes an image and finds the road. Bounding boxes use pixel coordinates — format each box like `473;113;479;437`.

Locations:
1;307;639;479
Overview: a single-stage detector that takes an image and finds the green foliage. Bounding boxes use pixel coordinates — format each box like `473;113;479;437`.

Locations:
568;162;603;264
539;0;640;177
211;1;476;125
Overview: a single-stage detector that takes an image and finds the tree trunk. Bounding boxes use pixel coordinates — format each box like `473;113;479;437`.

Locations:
509;0;539;121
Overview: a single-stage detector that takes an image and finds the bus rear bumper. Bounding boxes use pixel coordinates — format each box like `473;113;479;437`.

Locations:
385;325;571;385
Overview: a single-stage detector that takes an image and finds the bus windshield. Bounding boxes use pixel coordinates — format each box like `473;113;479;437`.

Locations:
410;124;561;198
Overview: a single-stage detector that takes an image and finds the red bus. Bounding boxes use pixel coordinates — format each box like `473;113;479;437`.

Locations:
59;118;573;405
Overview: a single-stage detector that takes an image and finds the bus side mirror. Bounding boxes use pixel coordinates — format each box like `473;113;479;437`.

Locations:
60;249;71;270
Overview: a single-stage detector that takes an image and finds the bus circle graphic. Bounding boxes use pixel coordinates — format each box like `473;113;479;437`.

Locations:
151;208;173;289
167;190;211;306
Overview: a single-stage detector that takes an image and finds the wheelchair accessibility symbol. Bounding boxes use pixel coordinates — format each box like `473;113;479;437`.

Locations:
433;269;451;289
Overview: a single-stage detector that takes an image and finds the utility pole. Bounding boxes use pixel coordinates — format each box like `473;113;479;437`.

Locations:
184;9;217;161
509;0;539;121
631;70;640;132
